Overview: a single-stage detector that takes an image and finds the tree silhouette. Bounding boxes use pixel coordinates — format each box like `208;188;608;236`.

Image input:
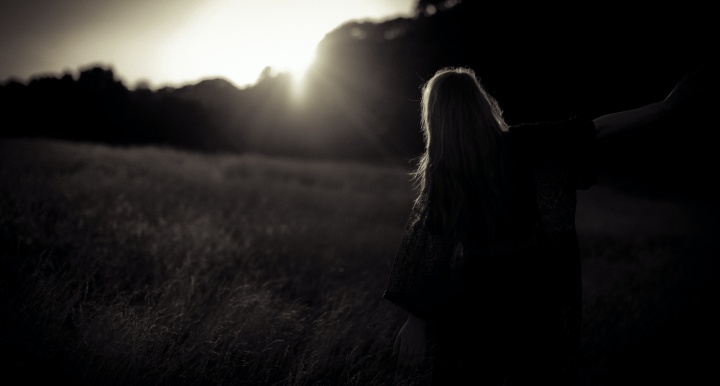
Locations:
0;0;712;188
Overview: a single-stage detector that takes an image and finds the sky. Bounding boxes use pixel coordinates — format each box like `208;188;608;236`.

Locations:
0;0;417;89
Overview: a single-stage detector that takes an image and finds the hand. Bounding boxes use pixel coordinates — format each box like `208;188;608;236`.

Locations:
662;65;708;112
393;313;426;368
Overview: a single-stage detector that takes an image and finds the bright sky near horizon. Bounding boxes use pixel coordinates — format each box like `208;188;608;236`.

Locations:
0;0;416;89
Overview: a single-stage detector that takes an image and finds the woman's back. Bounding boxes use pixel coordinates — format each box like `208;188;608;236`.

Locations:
427;117;596;384
386;64;702;386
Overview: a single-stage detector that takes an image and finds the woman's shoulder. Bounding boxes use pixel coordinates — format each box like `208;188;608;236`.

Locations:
507;115;598;189
508;115;593;137
507;115;595;154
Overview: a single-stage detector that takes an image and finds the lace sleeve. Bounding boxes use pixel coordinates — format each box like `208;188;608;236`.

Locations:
382;195;460;321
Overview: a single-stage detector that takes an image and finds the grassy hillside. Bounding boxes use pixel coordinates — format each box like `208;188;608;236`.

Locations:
1;138;716;385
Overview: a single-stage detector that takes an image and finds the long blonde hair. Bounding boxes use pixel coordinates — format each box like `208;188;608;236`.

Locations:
412;67;522;246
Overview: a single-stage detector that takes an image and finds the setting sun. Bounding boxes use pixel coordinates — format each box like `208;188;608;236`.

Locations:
0;0;416;89
158;0;329;88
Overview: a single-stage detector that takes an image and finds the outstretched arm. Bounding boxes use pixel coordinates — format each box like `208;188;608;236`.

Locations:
593;67;705;139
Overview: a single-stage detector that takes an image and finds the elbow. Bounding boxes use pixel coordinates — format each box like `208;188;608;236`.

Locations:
592;118;611;139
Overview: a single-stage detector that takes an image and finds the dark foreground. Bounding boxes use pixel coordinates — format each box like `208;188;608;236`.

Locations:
1;138;716;385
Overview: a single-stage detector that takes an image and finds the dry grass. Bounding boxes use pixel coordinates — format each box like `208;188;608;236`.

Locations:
1;138;715;385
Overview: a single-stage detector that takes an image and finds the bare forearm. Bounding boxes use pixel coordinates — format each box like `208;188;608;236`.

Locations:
593;100;669;139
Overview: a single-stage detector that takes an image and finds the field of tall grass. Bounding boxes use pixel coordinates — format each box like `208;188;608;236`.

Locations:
1;138;716;385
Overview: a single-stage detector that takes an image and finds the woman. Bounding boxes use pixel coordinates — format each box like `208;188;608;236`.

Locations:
383;66;702;385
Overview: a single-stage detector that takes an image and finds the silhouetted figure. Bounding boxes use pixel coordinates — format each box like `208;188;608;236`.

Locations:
383;66;702;385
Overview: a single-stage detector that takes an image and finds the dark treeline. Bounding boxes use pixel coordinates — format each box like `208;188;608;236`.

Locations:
0;1;714;194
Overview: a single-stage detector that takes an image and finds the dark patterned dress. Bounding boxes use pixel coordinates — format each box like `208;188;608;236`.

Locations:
383;117;597;385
